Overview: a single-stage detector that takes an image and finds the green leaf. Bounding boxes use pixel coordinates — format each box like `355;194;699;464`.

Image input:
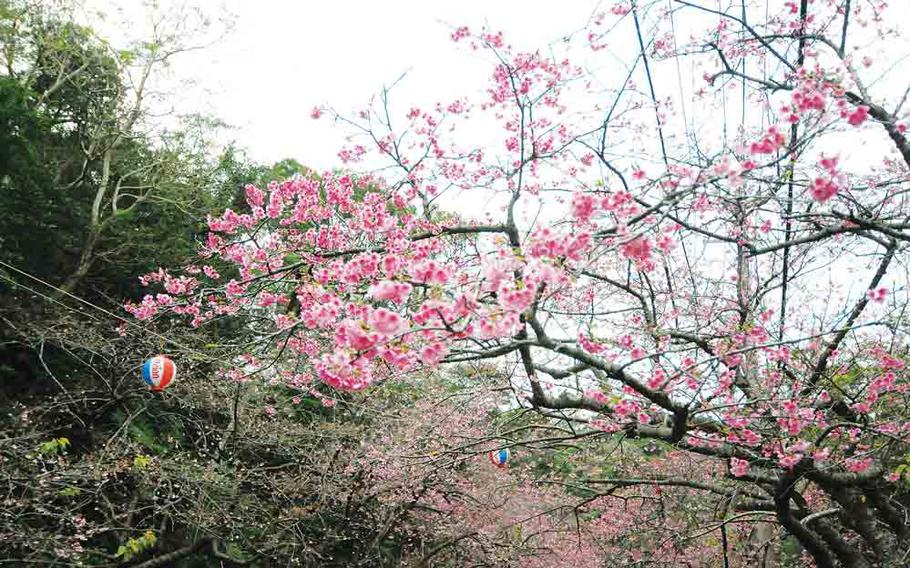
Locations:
118;49;136;64
36;437;70;456
115;531;157;561
59;486;81;497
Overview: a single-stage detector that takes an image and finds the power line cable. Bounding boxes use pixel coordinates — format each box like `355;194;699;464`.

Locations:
0;259;214;360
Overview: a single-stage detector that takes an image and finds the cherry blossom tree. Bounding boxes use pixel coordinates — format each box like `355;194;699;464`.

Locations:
355;379;748;566
131;1;910;566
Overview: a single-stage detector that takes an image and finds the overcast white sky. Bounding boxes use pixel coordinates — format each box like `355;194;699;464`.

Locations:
87;0;603;169
84;1;910;171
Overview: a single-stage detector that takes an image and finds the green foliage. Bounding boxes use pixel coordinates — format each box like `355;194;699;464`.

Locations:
832;365;865;389
0;77;77;280
58;485;81;497
36;437;70;456
267;157;309;181
0;1;261;301
115;530;157;561
119;412;177;454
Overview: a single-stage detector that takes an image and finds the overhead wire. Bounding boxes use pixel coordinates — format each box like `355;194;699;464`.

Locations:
0;272;104;323
0;259;215;361
0;260;396;413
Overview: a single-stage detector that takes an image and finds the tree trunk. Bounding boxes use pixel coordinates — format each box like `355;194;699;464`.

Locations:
59;148;111;294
